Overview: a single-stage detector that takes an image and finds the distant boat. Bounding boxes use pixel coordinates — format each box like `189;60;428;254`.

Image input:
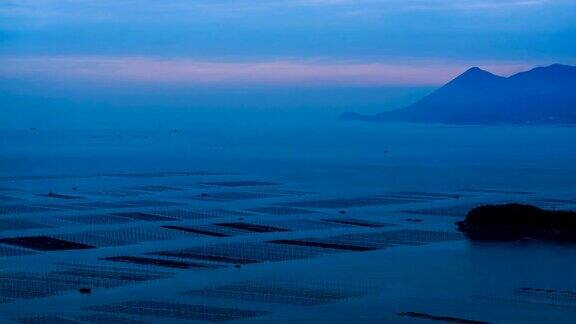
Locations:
340;64;576;124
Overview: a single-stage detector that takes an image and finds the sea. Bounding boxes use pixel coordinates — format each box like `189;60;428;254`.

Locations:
1;105;576;323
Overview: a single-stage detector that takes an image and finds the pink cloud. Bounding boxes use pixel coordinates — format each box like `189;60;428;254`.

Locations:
0;55;533;86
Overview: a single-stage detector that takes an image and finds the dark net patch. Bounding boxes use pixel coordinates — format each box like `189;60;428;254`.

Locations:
321;218;390;228
397;312;489;324
17;316;83;324
100;256;222;270
214;222;291;233
247;206;319;215
162;225;230;237
112;212;178;222
201;181;279;187
85;301;269;321
0;236;95;251
267;239;377;252
76;313;151;324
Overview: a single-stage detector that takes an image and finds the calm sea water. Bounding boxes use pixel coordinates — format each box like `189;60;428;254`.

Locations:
2;114;576;191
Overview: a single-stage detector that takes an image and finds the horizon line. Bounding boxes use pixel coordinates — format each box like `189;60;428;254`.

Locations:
0;55;555;87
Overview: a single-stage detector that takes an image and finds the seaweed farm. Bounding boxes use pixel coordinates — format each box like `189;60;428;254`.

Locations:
1;124;576;323
0;161;575;323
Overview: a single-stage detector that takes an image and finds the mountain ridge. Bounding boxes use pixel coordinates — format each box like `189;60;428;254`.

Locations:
341;64;576;124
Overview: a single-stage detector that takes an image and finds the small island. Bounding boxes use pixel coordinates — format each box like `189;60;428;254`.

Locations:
457;203;576;241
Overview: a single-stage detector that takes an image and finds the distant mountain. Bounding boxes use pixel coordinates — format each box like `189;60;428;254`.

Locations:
341;64;576;124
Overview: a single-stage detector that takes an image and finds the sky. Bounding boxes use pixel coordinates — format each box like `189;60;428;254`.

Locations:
0;0;575;128
1;0;575;87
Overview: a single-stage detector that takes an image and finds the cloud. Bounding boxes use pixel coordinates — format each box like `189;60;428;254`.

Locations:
0;0;556;23
385;0;548;10
0;55;532;86
296;0;547;8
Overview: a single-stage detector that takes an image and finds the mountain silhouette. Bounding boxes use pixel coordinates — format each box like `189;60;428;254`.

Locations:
340;64;576;124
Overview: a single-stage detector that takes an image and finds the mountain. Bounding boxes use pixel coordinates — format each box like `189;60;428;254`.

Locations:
340;64;576;124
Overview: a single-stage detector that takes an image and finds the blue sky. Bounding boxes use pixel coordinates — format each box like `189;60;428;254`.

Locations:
1;0;575;88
